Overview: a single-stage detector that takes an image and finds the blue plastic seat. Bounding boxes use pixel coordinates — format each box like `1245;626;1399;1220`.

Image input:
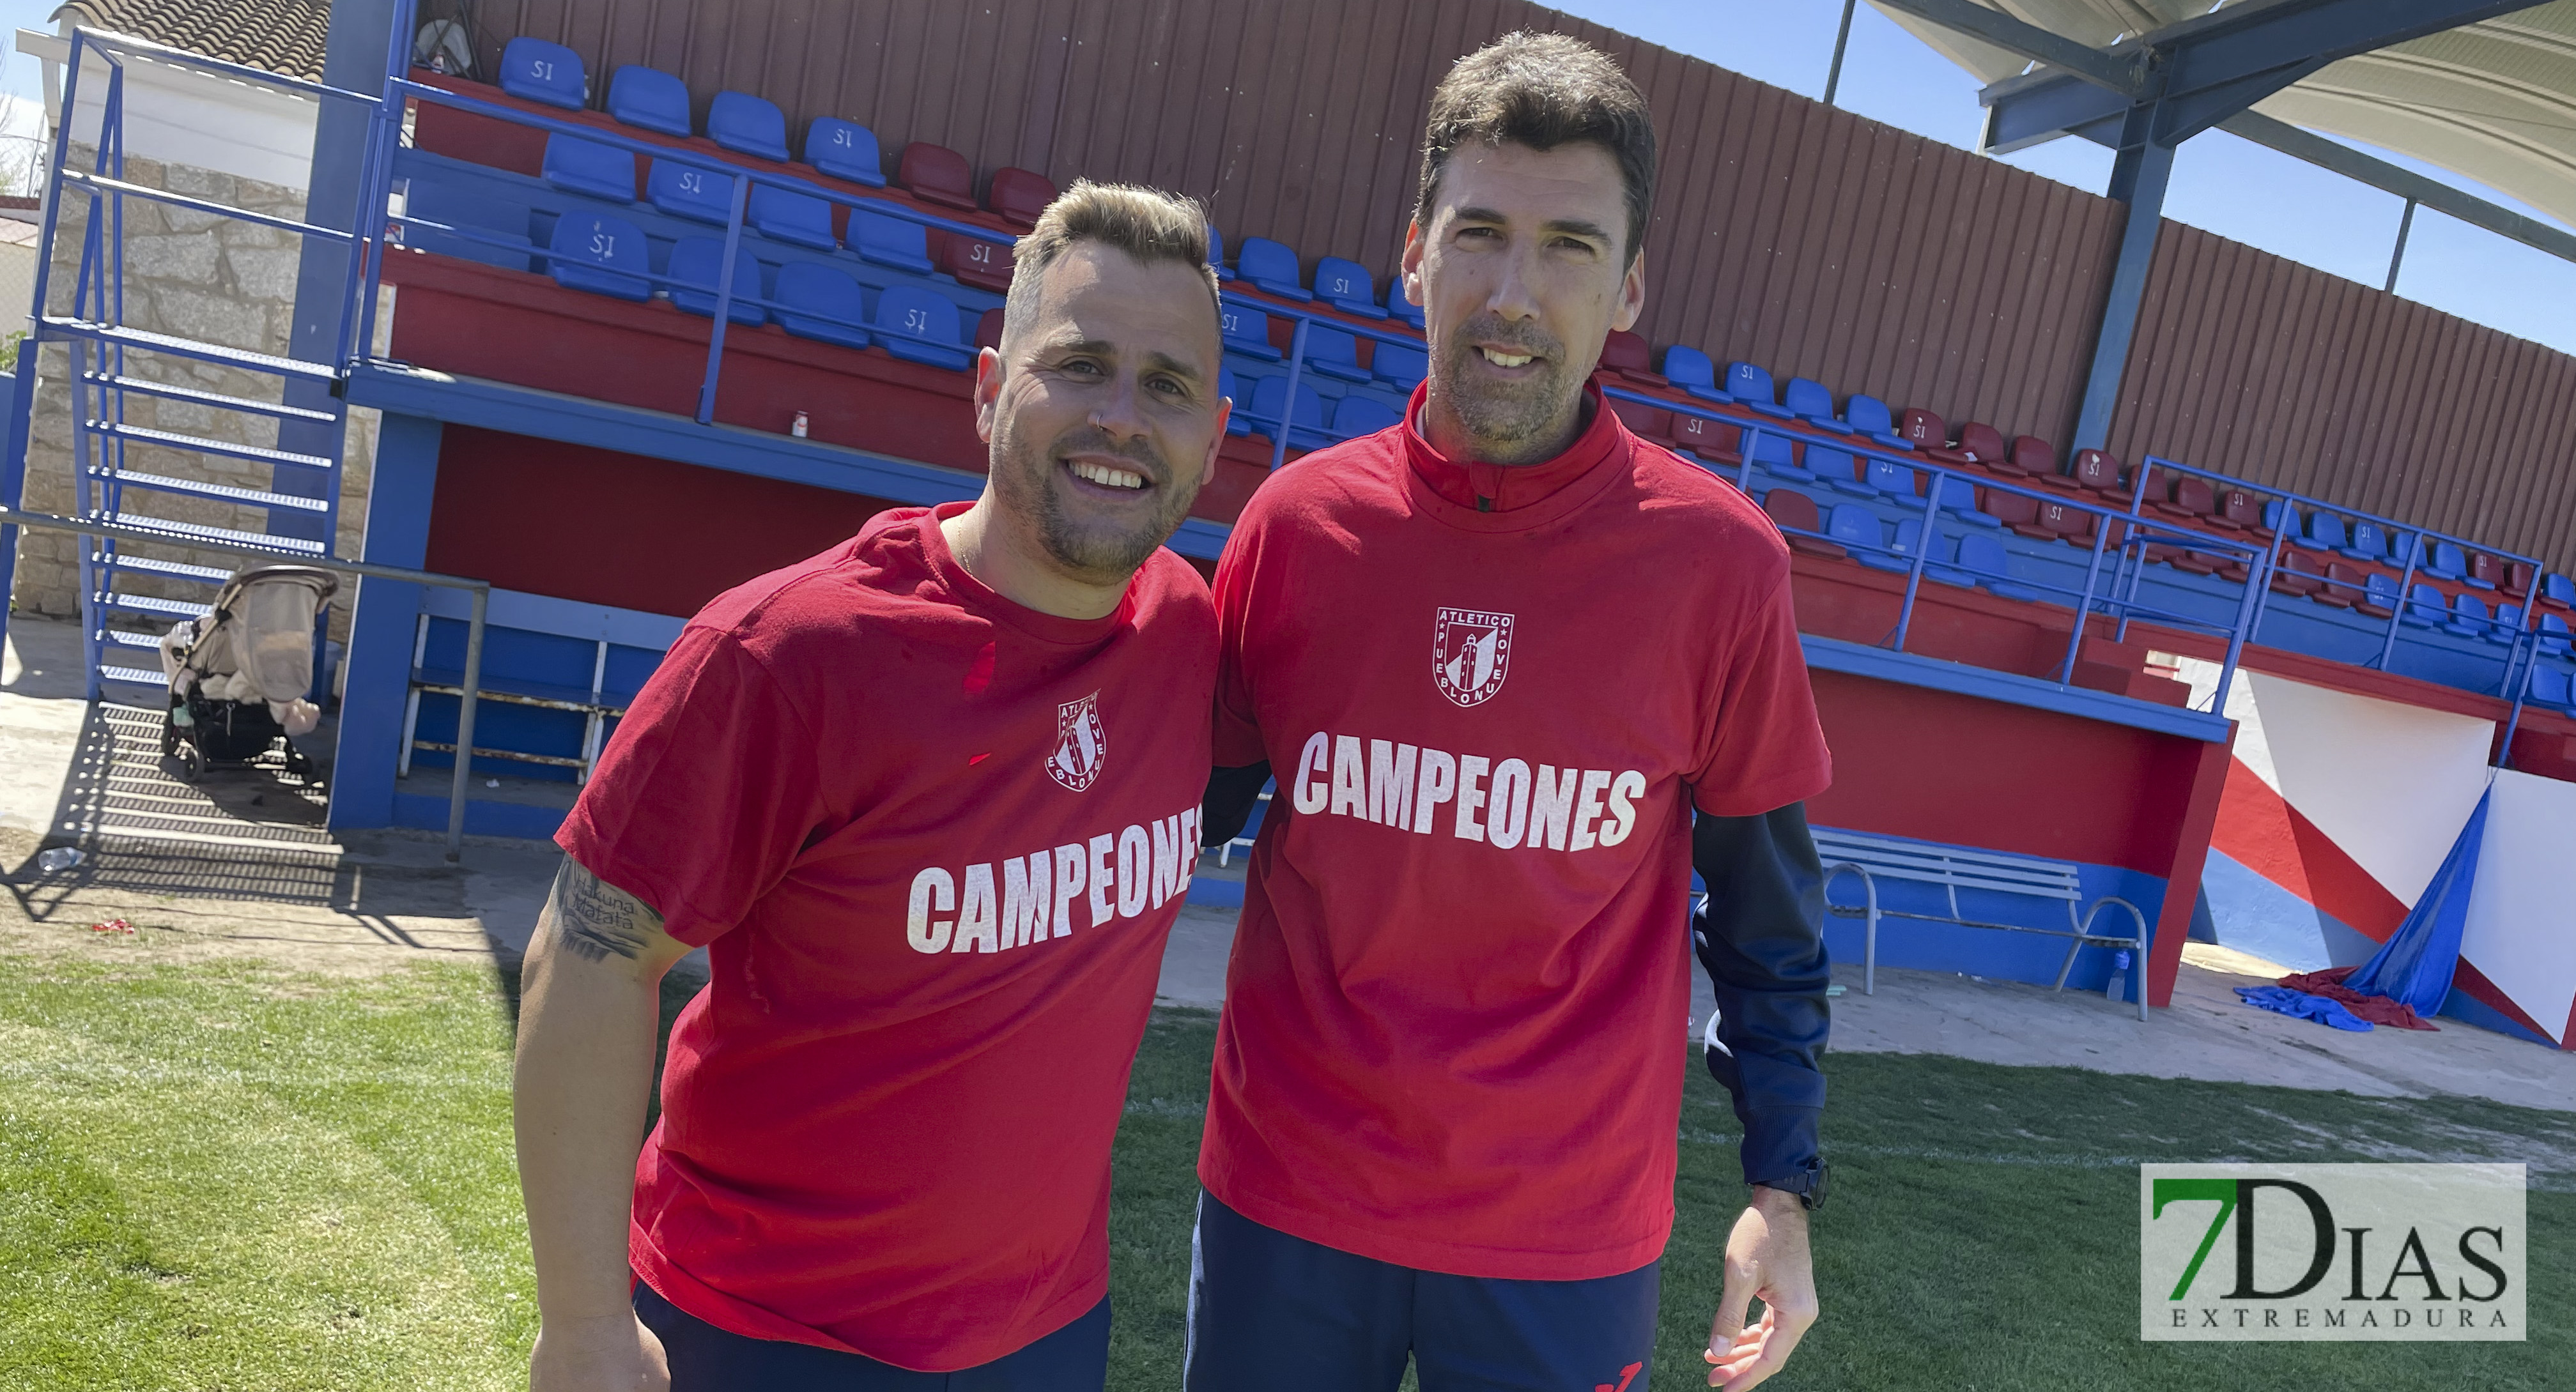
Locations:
2387;530;2418;565
875;286;972;370
2364;572;2402;614
1746;432;1804;480
1332;394;1403;439
2421;539;2467;581
645;158;732;224
805;118;886;187
2530;664;2574;710
1932;475;2001;526
2264;500;2295;535
851;210;933;272
2445;593;2491;638
545;212;651;300
2344;520;2386;563
607;65;691;136
1236;237;1311;300
1373;342;1427;390
1249;375;1330;450
1846;394;1906;447
1662;345;1719;398
1385;276;1423;328
1808;446;1867;495
2492;603;2528;648
1314;257;1385;317
1957;532;2042;602
667;236;764;324
543;134;636;202
1895;520;1975;585
2303;512;2349;553
2400;583;2448;627
1221;303;1281;362
2541;612;2572;657
748;184;835;250
404;178;533;272
1218;367;1253;436
770;261;870;349
500;38;585;109
2549;574;2576;606
707;91;789;162
1301;325;1371;383
1207;225;1234;281
1784;378;1849;432
1835;505;1903;572
1726;362;1793;418
1865;459;1915;497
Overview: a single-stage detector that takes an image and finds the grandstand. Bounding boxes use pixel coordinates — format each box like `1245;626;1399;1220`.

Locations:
4;0;2574;1050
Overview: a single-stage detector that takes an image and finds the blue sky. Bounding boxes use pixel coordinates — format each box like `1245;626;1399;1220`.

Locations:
1555;0;2576;355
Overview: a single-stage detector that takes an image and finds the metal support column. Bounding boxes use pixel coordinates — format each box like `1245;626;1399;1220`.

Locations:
2071;103;2175;455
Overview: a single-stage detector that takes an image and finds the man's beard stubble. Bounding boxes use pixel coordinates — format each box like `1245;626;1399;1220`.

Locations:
991;418;1194;581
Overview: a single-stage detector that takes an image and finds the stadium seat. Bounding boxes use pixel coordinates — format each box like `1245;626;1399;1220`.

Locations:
666;236;764;325
875;286;973;370
1248;375;1329;450
2264;501;2298;538
1600;330;1665;386
987;167;1056;230
2154;477;2216;523
1897;408;1945;453
2217;488;2264;533
1670;410;1734;461
1302;325;1372;383
708;91;790;162
1385;275;1423;328
1761;489;1841;558
1746;432;1803;480
2492;603;2528;647
899;142;979;211
1206;225;1233;280
851;210;935;272
1984;487;2044;538
806;119;887;187
1217;366;1252;436
2299;512;2349;555
2421;539;2468;581
1932;475;2000;527
2530;664;2575;710
1610;399;1672;444
1784;378;1848;432
607;65;691;137
1865;459;1915;497
2007;436;2058;484
2069;448;2122;496
2503;561;2535;597
1957;533;2042;602
937;231;1014;292
1221;303;1281;362
1835;505;1904;571
545;212;651;300
975;307;1004;354
2540;612;2572;657
2276;551;2335;603
1807;447;1865;494
1901;520;1976;586
2467;553;2503;591
1314;257;1385;318
1846;394;1905;447
2545;574;2576;610
1373;342;1428;390
2343;520;2387;563
404;178;534;272
1662;344;1720;398
1954;423;2007;470
543;134;637;202
1236;237;1311;300
2400;583;2448;627
646;158;732;224
2350;567;2396;618
1332;395;1403;440
1727;362;1793;418
749;183;836;249
500;38;585;109
2037;500;2094;545
2444;593;2492;638
771;261;871;349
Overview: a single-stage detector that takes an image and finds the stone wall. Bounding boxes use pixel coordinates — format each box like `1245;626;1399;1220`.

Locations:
8;146;389;648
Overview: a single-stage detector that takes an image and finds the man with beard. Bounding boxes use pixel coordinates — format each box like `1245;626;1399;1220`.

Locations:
515;181;1228;1392
1187;34;1833;1392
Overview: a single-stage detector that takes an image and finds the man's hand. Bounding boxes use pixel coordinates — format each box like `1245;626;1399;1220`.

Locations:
529;1310;670;1392
1704;1186;1817;1389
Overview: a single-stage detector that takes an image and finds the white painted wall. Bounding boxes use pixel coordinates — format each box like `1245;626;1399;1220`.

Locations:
2464;771;2576;1045
18;26;316;194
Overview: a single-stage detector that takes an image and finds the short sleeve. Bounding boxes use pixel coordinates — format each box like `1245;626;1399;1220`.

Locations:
1688;574;1833;817
1209;527;1268;768
555;627;835;946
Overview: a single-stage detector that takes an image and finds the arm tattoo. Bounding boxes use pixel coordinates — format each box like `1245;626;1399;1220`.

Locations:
549;858;665;963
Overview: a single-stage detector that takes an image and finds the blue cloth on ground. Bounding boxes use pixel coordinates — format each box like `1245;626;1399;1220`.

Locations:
2235;985;2373;1032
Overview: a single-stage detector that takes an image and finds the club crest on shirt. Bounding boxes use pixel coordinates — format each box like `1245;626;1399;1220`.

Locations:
1049;691;1107;792
1431;608;1515;708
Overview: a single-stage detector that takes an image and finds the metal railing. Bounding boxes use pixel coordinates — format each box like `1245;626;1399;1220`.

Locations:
0;505;493;862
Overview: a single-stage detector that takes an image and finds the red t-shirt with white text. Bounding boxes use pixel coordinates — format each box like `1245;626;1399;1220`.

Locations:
558;503;1214;1370
1201;386;1832;1279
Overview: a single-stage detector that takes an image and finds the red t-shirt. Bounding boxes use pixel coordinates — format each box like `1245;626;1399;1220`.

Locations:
557;503;1215;1371
1201;386;1832;1279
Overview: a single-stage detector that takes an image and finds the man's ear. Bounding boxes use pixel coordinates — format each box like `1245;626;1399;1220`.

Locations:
1611;249;1646;333
1201;395;1230;487
1399;217;1428;310
972;346;1004;444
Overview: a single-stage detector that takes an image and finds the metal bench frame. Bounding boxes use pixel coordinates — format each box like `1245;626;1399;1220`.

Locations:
1814;829;2150;1021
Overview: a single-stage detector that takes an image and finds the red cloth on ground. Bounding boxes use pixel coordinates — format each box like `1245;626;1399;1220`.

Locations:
2275;965;2439;1030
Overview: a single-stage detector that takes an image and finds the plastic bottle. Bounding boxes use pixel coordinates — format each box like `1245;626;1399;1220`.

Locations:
36;847;84;874
791;411;810;438
2108;949;2133;1002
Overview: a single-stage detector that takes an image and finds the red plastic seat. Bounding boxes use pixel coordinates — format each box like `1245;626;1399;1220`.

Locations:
898;142;978;211
2469;553;2504;589
987;167;1056;230
1954;422;2007;469
1897;408;1947;453
2504;561;2534;597
2009;435;2063;486
1982;487;2044;537
2155;477;2216;521
974;306;1004;354
1597;329;1666;386
2037;499;2094;544
1609;399;1672;443
2216;487;2263;533
2272;549;2328;599
2069;448;2122;496
937;230;1014;292
1671;411;1737;461
2332;562;2386;615
1762;488;1844;558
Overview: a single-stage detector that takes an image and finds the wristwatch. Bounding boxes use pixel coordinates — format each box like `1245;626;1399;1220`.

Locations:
1754;1160;1828;1212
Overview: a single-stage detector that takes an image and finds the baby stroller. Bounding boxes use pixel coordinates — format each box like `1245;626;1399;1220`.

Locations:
155;563;339;784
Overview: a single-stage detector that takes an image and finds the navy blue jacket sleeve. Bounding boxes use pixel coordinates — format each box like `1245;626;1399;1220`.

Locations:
1202;762;1272;848
1692;800;1830;1188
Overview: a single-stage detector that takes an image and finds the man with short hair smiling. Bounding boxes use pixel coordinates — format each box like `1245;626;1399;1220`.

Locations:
514;180;1229;1392
1189;33;1833;1392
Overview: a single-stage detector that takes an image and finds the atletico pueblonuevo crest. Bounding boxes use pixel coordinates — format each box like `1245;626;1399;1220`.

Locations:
1049;691;1107;792
1431;608;1515;708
